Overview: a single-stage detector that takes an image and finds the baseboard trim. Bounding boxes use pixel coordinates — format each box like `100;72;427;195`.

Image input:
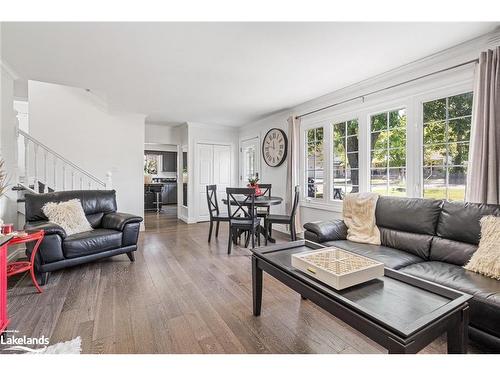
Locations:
179;214;197;224
273;223;304;236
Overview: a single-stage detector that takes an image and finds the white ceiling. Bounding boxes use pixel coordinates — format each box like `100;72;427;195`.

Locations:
1;22;498;126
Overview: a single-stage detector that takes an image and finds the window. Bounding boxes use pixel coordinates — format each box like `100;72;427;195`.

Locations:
422;92;473;201
332;119;359;199
306;127;324;198
370;109;407;196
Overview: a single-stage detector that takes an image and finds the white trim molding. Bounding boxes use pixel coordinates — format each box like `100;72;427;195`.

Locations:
0;58;19;80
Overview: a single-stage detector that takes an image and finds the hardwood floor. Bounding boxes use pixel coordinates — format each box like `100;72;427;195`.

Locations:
4;211;488;354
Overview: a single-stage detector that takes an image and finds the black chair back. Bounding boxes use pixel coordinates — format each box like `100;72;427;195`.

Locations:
290;185;300;218
257;184;272;215
226;187;256;222
206;185;220;218
259;184;272;198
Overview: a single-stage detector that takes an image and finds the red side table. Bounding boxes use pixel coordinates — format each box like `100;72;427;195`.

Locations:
1;235;13;336
7;230;45;294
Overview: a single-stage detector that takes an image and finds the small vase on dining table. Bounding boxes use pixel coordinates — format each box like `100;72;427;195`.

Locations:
247;176;262;196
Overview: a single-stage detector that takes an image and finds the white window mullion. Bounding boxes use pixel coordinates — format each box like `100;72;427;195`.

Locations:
359;113;370;194
323;123;332;202
406;98;420;198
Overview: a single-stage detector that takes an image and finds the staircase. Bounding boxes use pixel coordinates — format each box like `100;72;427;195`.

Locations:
15;129;112;225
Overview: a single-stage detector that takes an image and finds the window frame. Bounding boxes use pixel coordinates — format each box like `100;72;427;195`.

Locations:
330;118;360;201
302;121;327;202
296;74;473;213
418;89;473;201
368;106;408;197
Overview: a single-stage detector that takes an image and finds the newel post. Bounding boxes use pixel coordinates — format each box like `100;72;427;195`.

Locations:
106;171;113;190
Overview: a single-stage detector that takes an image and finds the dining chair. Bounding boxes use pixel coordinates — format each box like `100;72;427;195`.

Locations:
264;185;300;245
226;187;261;254
256;183;272;218
206;185;229;242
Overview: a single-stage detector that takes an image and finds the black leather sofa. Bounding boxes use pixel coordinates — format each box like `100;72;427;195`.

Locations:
303;196;500;351
24;190;143;285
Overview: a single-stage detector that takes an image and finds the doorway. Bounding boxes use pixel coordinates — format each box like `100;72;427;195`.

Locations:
240;137;260;187
196;142;232;222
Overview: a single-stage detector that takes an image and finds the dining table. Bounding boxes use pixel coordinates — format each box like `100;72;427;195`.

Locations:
222;195;284;244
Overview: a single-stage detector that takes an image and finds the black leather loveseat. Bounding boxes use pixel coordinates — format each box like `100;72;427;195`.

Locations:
24;190;143;285
303;196;500;351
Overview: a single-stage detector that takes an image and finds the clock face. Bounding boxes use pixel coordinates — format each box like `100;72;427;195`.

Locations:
262;128;288;167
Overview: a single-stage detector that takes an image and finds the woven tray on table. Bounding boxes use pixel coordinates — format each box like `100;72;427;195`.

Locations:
291;247;384;290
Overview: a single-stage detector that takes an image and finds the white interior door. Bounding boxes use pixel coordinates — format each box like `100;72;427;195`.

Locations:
213;144;232;211
197;143;232;222
240;137;260;187
197;144;214;221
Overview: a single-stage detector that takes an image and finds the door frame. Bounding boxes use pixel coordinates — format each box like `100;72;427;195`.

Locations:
194;140;234;222
239;136;260;187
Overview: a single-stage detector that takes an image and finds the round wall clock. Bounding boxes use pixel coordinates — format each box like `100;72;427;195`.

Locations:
262;128;288;167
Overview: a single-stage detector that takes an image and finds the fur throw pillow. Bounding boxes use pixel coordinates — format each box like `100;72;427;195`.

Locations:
343;192;381;245
42;199;92;236
464;215;500;279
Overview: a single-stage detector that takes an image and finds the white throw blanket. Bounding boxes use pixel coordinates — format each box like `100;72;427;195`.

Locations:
343;192;380;245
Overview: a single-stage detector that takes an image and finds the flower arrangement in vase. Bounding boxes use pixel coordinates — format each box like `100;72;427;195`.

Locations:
247;176;262;196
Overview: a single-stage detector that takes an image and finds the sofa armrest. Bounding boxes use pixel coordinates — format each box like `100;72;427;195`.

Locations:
102;212;143;231
303;219;348;243
25;220;67;239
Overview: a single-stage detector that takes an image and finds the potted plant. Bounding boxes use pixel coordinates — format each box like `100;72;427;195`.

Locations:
247;175;262;196
182;167;188;184
144;158;156;184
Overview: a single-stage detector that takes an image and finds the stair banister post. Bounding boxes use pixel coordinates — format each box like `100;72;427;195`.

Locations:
62;164;66;190
24;136;29;185
71;170;75;190
53;157;57;191
33;143;39;190
43;150;47;192
106;171;112;190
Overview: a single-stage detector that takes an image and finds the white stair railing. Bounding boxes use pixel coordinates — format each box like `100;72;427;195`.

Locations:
17;129;109;193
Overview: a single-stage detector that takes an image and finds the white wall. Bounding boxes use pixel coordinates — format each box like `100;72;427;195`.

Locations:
145;123;181;145
28;81;145;217
0;64;19;228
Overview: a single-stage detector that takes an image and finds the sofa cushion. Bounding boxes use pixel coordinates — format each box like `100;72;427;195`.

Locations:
379;227;433;259
375;196;442;235
399;261;500;338
42;199;92;236
323;240;424;270
436;201;500;245
63;229;122;259
429;236;477;266
303;220;348;243
464;215;500;279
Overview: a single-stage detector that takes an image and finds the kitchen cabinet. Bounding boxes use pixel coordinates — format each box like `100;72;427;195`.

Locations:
162;152;177;172
145;150;177;173
161;182;178;205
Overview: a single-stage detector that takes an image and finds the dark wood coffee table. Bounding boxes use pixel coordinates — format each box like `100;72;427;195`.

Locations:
251;240;472;354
